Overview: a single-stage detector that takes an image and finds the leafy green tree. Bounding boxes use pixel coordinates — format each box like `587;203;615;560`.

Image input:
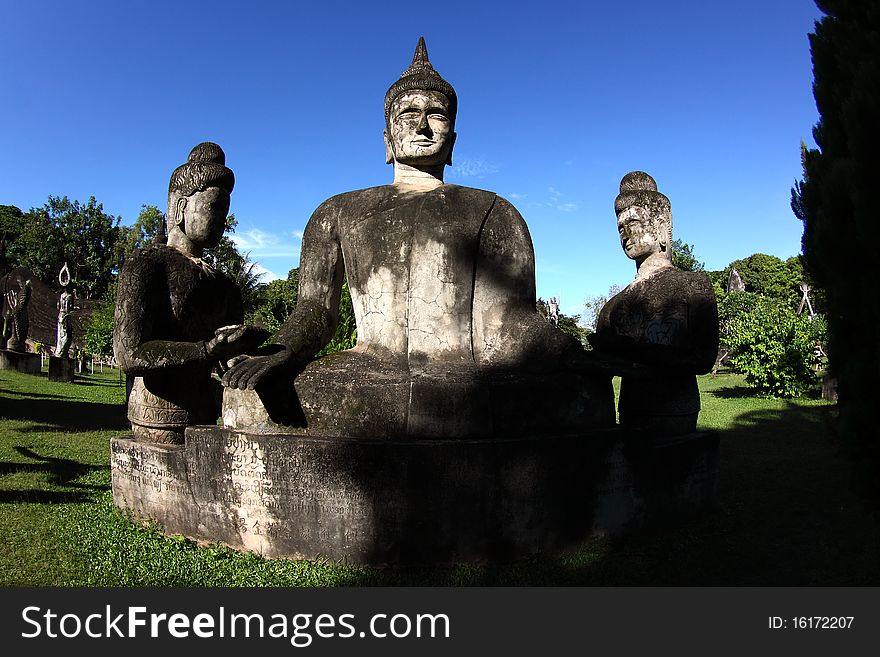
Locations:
120;205;165;258
537;298;590;346
83;283;116;357
317;280;357;355
8;196;123;298
671;239;705;272
726;253;805;307
722;292;826;398
251;268;299;334
791;0;880;508
0;204;24;272
582;284;622;333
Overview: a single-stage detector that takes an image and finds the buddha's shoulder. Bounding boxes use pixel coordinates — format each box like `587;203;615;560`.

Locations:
312;185;399;212
313;184;513;209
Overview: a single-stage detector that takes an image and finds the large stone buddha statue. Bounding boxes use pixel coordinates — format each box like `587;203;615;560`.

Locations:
222;38;614;438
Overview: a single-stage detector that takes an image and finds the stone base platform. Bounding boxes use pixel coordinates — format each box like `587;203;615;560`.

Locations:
48;356;75;382
0;349;41;375
111;428;719;565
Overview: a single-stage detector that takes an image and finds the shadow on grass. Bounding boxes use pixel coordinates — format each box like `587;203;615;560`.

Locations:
1;397;127;431
74;378;125;388
707;385;761;399
321;399;878;586
0;446;109;505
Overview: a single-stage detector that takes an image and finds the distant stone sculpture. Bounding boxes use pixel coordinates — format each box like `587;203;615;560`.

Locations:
4;277;31;352
113;142;268;443
221;37;612;438
726;267;745;293
55;263;73;358
548;297;560;327
589;171;718;436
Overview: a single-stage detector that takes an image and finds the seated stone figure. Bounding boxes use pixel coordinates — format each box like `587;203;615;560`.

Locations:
114;143;267;444
589;171;718;436
222;38;614;439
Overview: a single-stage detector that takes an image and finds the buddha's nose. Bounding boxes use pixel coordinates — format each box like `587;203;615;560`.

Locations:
416;112;431;134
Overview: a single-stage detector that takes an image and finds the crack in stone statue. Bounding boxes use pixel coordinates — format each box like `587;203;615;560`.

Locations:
221;37;615;438
589;171;719;437
113;142;268;444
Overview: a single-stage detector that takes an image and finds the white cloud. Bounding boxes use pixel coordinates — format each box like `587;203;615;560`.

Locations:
231;228;279;251
251;262;281;282
508;192;527;200
228;226;301;258
556;203;578;212
293;229;304;240
448;156;499;179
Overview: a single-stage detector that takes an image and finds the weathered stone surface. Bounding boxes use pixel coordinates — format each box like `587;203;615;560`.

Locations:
0;349;41;374
224;359;614;439
113;143;267;444
111;426;717;564
48;355;75;382
590;172;719;436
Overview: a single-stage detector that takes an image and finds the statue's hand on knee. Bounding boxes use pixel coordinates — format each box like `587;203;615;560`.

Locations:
206;324;270;362
221;347;292;390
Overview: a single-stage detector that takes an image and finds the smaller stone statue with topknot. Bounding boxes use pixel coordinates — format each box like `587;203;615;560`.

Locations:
113;142;267;444
589;171;718;437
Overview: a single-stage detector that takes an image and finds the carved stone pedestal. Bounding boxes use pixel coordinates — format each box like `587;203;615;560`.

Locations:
48;356;75;382
0;350;41;375
111;427;719;565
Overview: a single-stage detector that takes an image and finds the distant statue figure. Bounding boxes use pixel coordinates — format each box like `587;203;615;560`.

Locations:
55;263;73;358
221;37;613;438
4;277;31;352
113;142;267;443
726;267;745;293
548;297;560;327
589;171;718;436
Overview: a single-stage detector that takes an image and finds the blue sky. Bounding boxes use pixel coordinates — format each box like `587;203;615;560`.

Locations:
1;0;822;318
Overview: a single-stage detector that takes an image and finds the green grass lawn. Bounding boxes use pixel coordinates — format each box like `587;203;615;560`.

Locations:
1;367;877;586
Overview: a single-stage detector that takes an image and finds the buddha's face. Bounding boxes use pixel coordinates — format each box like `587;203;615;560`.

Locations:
617;205;663;262
178;186;230;249
385;90;455;166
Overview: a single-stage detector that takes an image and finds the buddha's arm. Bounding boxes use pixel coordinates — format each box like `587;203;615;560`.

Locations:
274;201;344;363
222;201;344;389
113;255;211;376
472;198;578;366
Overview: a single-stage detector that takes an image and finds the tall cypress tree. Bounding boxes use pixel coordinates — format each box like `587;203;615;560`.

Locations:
792;0;880;510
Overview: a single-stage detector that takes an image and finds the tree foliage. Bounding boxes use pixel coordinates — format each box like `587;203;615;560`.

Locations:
83;283;116;357
121;205;165;258
791;0;880;508
251;268;299;334
249;267;357;355
0;204;24;272
582;284;623;333
6;196;122;298
536;298;590;346
725;253;807;307
671;239;705;272
317;280;358;355
721;292;826;398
